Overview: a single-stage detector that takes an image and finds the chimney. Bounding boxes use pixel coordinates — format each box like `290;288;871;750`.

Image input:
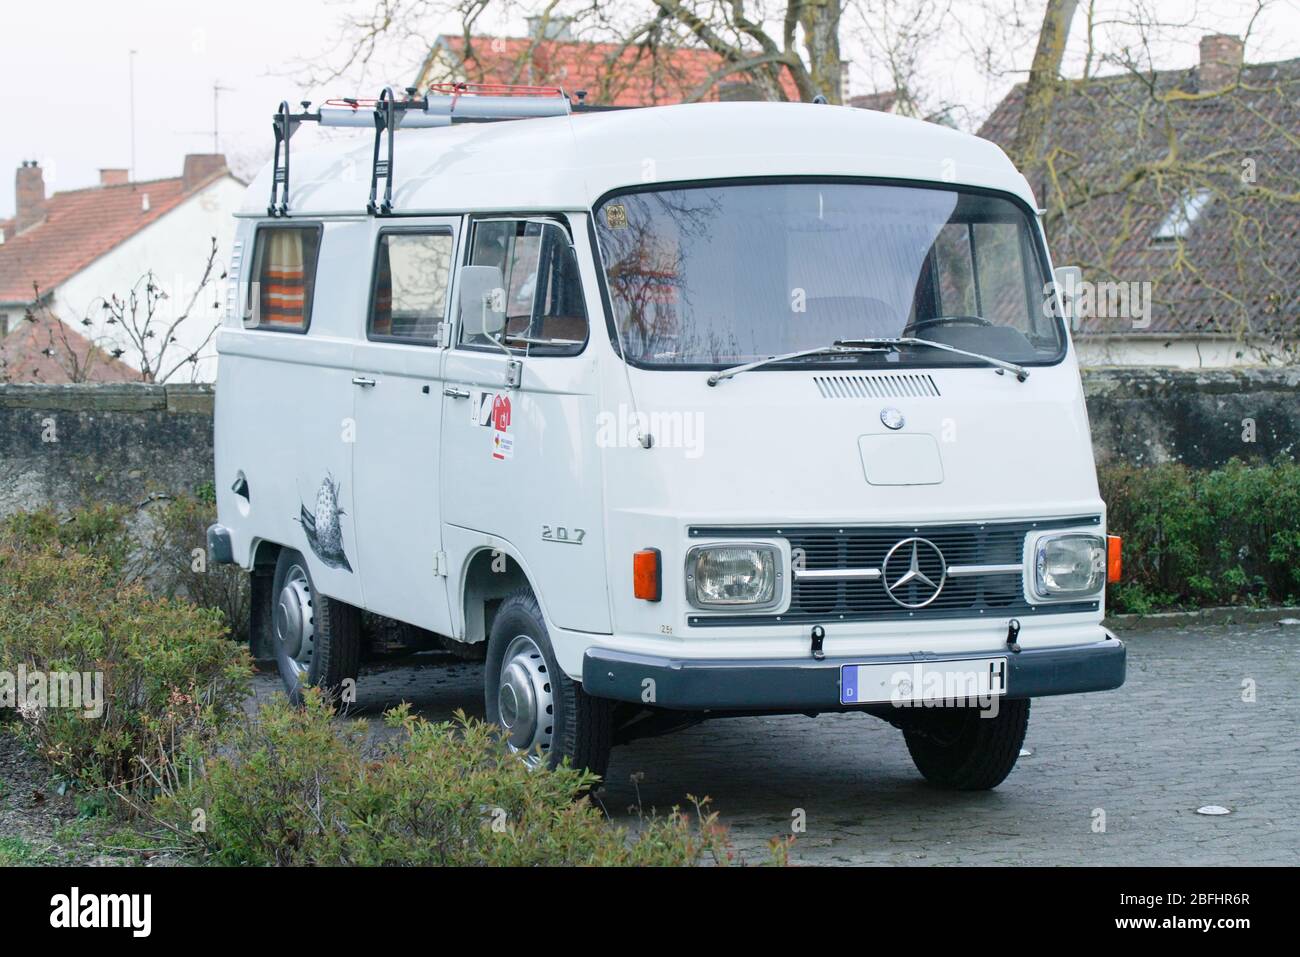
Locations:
1199;34;1244;92
181;153;227;192
14;161;47;234
99;168;129;186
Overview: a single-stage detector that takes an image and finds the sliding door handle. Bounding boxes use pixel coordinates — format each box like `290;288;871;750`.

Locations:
443;386;470;399
352;376;377;388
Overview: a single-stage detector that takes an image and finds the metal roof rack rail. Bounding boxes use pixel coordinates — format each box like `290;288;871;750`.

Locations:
268;100;315;217
266;82;573;217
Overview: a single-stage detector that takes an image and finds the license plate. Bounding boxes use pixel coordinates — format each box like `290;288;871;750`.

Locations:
840;657;1008;706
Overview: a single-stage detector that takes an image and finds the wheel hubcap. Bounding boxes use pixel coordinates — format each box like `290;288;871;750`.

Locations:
274;565;315;681
497;635;554;766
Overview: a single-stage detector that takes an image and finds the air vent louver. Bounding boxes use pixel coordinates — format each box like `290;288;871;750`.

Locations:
813;373;940;399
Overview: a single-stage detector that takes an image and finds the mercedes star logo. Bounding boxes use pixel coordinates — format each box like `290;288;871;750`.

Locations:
882;537;947;608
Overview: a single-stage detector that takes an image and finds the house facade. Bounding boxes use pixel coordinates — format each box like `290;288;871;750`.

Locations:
0;155;244;382
980;35;1300;368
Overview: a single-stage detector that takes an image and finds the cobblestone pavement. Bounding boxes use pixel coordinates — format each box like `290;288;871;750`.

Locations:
251;622;1300;865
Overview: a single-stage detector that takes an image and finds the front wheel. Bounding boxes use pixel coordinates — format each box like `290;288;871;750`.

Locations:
485;589;612;778
901;698;1029;790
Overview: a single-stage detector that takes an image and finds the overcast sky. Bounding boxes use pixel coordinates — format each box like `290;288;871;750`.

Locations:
3;0;1298;218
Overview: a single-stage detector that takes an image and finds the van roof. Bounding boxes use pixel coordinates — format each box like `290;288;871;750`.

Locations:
239;101;1035;217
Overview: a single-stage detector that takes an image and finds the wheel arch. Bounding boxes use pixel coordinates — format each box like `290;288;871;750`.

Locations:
457;544;542;646
250;538;283;571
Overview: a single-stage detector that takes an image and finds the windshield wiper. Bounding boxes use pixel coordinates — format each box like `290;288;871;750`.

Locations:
707;337;1028;386
834;337;1030;382
706;344;891;386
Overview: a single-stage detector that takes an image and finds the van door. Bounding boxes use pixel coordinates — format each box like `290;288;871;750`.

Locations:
441;216;610;635
351;220;460;634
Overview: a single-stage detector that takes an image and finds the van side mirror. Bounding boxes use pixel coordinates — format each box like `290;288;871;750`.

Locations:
458;265;507;339
1053;265;1083;331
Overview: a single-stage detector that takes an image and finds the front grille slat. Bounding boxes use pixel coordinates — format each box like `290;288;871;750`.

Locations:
687;517;1101;626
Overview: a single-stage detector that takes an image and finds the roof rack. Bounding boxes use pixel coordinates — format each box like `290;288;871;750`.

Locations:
268;82;576;217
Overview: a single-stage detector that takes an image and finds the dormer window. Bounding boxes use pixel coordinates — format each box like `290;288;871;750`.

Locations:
1151;189;1214;243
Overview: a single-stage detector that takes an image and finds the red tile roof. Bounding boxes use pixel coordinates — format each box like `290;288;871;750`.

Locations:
426;34;802;106
0;170;225;304
0;309;138;383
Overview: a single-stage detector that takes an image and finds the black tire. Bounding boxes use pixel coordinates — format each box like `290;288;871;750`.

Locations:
270;548;361;706
485;589;612;778
901;698;1030;790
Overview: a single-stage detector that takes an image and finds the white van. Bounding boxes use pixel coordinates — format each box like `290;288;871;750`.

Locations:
209;86;1125;790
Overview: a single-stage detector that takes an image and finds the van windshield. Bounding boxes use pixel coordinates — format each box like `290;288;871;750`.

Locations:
593;181;1064;369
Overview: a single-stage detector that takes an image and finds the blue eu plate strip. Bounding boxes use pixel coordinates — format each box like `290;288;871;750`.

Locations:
840;664;858;705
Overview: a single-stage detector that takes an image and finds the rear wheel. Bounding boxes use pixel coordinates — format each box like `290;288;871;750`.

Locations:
485;589;612;778
901;698;1029;790
270;549;360;705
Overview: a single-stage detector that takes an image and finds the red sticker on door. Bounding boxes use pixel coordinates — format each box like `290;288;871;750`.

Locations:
492;394;511;431
491;394;513;460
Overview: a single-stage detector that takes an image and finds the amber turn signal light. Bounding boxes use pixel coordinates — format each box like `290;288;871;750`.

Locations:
1106;535;1122;584
633;548;661;601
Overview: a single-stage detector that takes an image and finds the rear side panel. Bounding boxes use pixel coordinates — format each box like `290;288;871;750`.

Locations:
214;218;368;607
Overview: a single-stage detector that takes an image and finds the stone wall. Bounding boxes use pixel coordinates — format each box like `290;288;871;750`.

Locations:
0;384;214;517
1;369;1297;517
1083;367;1300;469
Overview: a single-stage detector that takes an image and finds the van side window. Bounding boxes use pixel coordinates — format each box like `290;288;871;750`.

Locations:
461;219;587;354
246;225;320;331
370;230;455;343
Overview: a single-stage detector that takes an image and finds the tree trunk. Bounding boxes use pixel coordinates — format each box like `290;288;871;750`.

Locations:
1011;0;1078;191
798;0;844;103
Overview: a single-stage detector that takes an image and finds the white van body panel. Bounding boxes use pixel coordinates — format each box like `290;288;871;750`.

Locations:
582;359;1103;677
215;218;370;609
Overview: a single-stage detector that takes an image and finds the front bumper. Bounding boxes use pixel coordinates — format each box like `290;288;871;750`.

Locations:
582;631;1125;711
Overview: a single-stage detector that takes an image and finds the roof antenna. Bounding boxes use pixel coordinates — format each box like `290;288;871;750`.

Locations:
128;49;138;181
212;80;235;153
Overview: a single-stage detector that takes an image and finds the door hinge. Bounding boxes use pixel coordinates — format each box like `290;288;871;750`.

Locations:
436;321;451;346
505;358;522;389
433;550;449;578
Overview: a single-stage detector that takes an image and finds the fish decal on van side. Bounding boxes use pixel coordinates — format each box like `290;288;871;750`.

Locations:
296;473;352;572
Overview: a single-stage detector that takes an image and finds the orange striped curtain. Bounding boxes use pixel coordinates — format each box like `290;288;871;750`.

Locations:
259;230;308;327
372;240;393;335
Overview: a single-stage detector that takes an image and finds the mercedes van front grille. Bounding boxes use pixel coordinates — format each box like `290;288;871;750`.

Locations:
686;517;1101;626
812;373;940;399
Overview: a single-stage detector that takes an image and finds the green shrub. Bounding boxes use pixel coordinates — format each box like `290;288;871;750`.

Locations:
1101;458;1300;613
2;494;250;642
0;541;251;791
139;487;250;643
155;692;778;866
0;504;137;580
